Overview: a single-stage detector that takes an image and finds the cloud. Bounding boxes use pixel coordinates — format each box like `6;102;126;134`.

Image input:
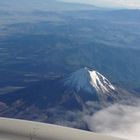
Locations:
84;102;140;140
45;97;140;140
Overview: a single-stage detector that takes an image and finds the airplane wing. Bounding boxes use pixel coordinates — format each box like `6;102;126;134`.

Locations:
0;117;126;140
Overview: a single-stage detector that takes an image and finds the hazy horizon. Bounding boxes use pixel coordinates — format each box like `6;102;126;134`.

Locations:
59;0;140;9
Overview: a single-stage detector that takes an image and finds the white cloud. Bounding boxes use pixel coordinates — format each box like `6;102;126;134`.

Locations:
84;102;140;140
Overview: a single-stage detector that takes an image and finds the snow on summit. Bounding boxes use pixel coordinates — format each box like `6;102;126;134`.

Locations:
89;69;115;93
64;67;115;94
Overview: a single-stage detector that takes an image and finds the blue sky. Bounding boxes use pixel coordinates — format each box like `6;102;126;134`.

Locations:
60;0;140;8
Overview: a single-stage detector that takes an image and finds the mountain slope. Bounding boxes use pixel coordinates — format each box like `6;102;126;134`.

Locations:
0;67;139;129
65;67;115;93
64;67;121;103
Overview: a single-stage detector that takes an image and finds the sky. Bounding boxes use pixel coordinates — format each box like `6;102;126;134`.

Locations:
60;0;140;8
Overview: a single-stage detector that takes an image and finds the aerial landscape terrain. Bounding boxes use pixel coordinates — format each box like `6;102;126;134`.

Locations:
0;0;140;140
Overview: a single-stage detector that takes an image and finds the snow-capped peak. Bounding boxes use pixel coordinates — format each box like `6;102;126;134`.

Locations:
64;67;115;94
89;70;115;93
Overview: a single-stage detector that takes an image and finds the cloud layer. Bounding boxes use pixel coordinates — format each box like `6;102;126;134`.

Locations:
84;102;140;140
61;0;140;8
